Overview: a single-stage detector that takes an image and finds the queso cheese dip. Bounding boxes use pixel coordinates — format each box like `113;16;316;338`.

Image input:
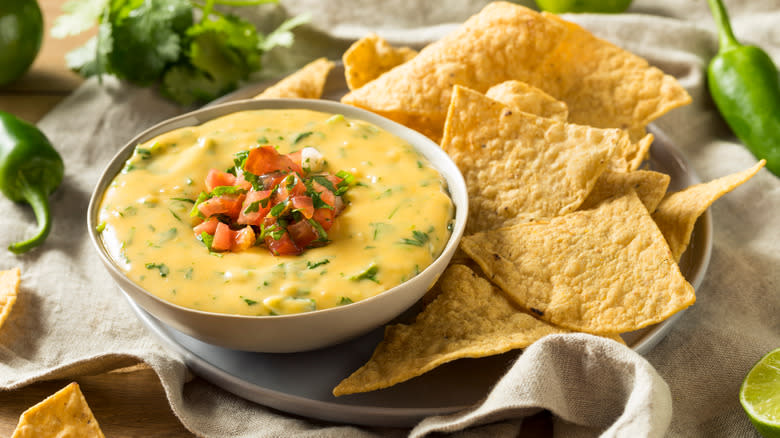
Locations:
97;109;454;316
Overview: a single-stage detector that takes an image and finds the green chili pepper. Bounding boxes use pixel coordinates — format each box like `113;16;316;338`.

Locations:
0;0;44;86
0;111;64;253
706;0;780;176
534;0;632;13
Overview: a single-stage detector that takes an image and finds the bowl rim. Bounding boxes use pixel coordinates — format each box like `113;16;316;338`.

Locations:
87;97;469;322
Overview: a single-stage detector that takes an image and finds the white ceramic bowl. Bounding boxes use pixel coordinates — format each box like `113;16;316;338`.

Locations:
88;99;468;353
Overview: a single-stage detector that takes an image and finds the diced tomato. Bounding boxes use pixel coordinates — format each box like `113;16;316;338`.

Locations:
205;169;236;191
287;219;318;248
232;226;256;251
234;172;253;190
290;195;314;219
261;172;287;190
264;231;301;256
198;194;245;220
244;145;302;176
324;174;343;187
193;217;219;235
212;222;233;251
312;207;335;231
275;176;306;204
287;150;302;167
237;190;272;226
312;181;336;208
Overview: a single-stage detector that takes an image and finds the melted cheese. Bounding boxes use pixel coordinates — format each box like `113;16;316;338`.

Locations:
98;109;454;315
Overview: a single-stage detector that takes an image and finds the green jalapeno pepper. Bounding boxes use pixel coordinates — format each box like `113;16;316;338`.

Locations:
0;111;64;253
534;0;632;13
706;0;780;176
0;0;44;86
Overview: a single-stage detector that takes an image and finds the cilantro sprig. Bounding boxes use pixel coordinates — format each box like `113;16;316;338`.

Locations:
53;0;309;105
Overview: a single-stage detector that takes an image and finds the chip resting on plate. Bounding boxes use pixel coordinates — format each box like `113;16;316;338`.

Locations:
485;80;568;122
460;191;696;335
11;382;105;438
0;267;20;330
341;2;690;141
343;33;417;91
652;160;765;260
441;85;621;234
333;264;571;396
255;58;334;99
580;169;671;213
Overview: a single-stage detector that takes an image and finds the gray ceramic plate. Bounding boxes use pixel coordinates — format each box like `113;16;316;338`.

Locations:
128;64;712;427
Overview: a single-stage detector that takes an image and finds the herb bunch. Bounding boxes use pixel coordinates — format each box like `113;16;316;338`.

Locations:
52;0;308;105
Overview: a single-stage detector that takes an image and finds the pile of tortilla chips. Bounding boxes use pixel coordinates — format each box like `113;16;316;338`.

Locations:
254;2;765;397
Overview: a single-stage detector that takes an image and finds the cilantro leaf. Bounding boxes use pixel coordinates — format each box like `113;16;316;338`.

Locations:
145;262;170;277
108;0;193;84
52;0;108;38
350;263;379;283
400;230;430;247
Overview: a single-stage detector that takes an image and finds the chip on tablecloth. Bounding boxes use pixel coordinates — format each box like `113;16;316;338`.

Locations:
11;382;105;438
460;191;695;335
653;160;765;260
441;85;620;234
333;264;571;396
341;2;689;141
255;58;334;99
485;80;568;122
0;267;20;330
343;33;417;91
580;169;670;212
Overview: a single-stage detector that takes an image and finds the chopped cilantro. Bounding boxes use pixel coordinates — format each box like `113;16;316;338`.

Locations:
171;197;195;204
306;259;330;269
292;131;313;144
308;218;329;242
400;230;430;247
244;200;261;214
269;201;287;217
210;185;246;196
198;231;214;250
242;297;258;305
95;221;106;233
350;263;379;283
338;296;353;305
145;263;169;277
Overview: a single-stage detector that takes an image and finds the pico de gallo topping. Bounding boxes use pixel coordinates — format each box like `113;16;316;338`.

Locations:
189;145;353;256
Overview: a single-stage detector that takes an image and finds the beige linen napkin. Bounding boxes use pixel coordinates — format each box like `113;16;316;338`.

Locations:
1;1;779;437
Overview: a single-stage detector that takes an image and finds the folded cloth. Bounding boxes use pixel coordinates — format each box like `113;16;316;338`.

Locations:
1;1;779;437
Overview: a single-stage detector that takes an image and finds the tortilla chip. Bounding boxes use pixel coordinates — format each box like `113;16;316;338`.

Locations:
255;58;334;99
333;264;570;396
441;86;621;234
0;267;20;330
538;14;691;131
343;33;417;91
652;160;765;261
342;2;689;141
11;382;105;438
460;191;695;335
581;169;670;213
485;80;568;122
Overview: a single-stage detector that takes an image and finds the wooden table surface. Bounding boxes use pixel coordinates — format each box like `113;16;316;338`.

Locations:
0;2;552;436
0;1;196;436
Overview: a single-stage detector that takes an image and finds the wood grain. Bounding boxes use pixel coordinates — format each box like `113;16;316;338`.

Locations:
0;367;195;437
